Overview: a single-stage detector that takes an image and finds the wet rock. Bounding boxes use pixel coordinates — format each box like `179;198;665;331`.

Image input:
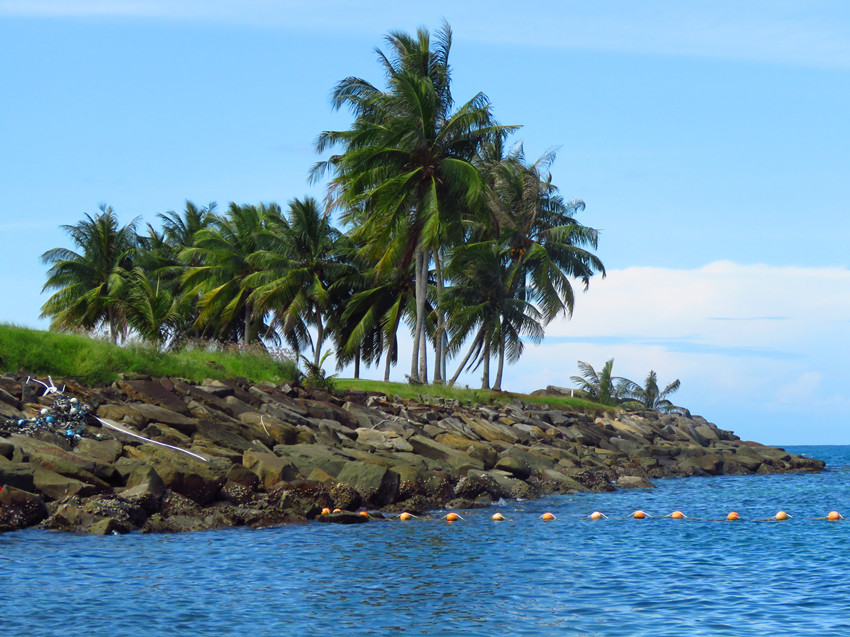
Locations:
616;475;656;489
0;485;47;531
336;462;400;506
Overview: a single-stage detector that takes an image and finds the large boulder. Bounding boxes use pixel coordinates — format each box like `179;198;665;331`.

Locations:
243;450;298;489
335;461;400;506
0;485;47;531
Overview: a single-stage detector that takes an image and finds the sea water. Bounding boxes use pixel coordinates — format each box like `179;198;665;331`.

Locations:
3;445;850;636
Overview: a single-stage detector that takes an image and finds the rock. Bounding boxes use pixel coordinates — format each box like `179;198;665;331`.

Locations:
129;403;198;435
0;485;48;531
616;475;656;489
335;462;400;506
119;379;190;415
315;511;370;524
243;450;298;489
494;455;532;480
407;435;484;477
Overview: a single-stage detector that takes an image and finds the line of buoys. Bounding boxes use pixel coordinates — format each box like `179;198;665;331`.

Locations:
372;509;847;522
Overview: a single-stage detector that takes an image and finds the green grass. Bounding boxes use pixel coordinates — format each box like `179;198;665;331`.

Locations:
0;323;300;386
334;378;611;415
0;323;611;414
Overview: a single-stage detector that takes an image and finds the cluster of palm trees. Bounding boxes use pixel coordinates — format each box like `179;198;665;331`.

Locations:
40;22;606;389
571;359;686;413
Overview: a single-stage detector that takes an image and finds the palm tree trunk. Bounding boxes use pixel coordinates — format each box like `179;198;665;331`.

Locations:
313;314;324;367
481;339;490;389
416;249;428;384
243;301;252;345
449;325;485;386
410;248;425;382
354;346;360;379
384;311;403;382
493;336;505;391
432;248;445;384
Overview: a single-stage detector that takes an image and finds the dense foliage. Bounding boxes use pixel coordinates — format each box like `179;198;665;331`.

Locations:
39;22;605;389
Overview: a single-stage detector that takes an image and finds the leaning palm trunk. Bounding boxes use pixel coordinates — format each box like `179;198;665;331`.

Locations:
493;337;505;391
313;315;325;367
449;324;485;386
481;339;490;389
432;249;446;384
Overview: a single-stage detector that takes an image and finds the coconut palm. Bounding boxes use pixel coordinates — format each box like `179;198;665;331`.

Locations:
477;142;605;324
570;359;633;406
314;20;512;383
442;241;543;389
180;202;277;344
40;204;138;343
122;267;186;349
245;196;352;366
624;370;685;413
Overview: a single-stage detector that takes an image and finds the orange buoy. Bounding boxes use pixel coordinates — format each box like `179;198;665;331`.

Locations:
320;507;331;515
775;511;789;521
445;512;460;521
358;511;370;518
492;512;505;521
828;510;842;521
540;512;556;520
590;511;604;520
332;508;342;513
671;510;684;519
633;510;646;519
399;512;413;521
727;511;740;520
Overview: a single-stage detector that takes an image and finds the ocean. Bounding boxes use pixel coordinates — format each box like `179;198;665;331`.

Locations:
3;445;849;636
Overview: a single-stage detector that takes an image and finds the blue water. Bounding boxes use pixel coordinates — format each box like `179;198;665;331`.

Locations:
4;445;850;636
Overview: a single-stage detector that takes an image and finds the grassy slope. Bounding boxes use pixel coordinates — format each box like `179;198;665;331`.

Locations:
0;323;607;414
0;323;299;386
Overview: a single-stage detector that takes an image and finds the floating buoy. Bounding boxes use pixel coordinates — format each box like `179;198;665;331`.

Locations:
358;511;370;518
775;511;789;521
492;512;505;521
540;512;556;520
445;512;461;521
828;510;842;521
399;512;413;521
633;510;647;519
589;511;606;520
670;511;684;519
727;511;740;520
332;508;342;513
320;507;331;515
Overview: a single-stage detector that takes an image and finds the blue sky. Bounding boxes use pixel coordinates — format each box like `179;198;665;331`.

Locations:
1;1;849;444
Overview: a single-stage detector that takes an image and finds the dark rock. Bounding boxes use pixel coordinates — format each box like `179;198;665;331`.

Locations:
315;511;370;524
0;485;47;531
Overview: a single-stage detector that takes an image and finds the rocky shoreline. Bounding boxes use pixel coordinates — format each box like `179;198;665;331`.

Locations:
0;373;825;534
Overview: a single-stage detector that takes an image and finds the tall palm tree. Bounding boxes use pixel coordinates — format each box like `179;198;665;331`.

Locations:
625;371;685;413
570;359;632;406
245;196;352;367
478;143;605;324
40;204;137;343
314;21;512;383
180;202;277;344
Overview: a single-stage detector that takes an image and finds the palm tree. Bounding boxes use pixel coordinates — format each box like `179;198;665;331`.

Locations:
442;241;543;389
40;204;138;343
180;202;277;344
570;359;632;406
122;267;186;349
477;142;605;324
245;196;352;367
314;20;512;383
625;371;685;413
